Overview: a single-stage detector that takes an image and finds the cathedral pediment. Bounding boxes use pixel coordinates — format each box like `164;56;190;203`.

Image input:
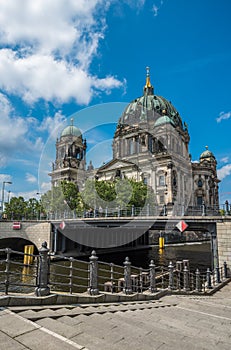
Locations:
97;159;137;173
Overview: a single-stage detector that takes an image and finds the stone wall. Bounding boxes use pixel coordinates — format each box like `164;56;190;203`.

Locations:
0;221;51;250
217;218;231;275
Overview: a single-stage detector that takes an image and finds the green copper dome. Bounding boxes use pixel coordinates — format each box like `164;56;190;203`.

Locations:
200;146;216;161
154;115;176;127
118;67;183;130
61;118;82;138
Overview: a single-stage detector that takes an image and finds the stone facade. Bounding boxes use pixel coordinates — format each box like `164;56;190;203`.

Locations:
49;68;220;214
49;118;87;189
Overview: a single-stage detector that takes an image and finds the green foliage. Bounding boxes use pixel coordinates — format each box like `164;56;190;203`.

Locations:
3;179;156;220
4;196;44;220
41;180;83;215
80;178;156;210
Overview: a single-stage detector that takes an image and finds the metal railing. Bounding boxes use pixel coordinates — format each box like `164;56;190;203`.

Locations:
0;243;230;297
2;203;231;221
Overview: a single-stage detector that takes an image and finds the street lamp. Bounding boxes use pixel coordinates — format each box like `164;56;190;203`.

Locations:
8;191;11;203
1;181;12;214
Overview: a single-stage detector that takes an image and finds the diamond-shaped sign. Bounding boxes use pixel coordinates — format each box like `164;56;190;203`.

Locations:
176;220;188;233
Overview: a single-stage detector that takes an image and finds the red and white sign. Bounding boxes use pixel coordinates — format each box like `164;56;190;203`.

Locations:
13;222;21;230
59;221;66;230
176;220;188;233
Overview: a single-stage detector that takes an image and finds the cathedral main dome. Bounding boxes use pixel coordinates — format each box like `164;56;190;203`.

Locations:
117;67;183;131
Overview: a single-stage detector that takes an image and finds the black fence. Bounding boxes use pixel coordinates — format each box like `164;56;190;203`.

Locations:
0;244;229;297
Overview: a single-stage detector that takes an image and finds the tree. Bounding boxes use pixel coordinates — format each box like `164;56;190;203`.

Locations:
4;197;45;220
41;180;82;216
4;197;26;220
80;178;156;211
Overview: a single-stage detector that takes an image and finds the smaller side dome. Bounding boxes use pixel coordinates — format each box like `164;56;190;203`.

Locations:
154;115;175;127
200;146;216;162
61;118;82;138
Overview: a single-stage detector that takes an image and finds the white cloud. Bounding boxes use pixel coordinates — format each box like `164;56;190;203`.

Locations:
221;156;229;163
26;173;37;183
152;4;159;16
151;1;163;16
38;111;67;140
0;92;45;167
0;174;12;183
216;111;231;123
0;0;124;105
40;181;51;193
217;164;231;180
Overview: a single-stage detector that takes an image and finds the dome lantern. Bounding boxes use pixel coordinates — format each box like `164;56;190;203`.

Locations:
200;146;216;163
143;66;154;95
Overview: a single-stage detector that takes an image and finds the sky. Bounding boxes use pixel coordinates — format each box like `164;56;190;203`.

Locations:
0;0;231;205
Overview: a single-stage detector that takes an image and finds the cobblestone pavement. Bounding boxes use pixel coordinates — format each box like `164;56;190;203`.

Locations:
0;283;231;350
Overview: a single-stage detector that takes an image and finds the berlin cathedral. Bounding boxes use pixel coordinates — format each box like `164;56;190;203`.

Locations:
49;68;220;215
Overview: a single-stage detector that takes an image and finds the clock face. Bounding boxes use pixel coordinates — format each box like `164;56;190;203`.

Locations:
71;159;77;168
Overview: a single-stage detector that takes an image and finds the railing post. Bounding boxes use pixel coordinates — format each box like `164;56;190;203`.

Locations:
216;266;221;284
195;269;202;292
149;260;156;293
118;205;120;218
4;248;11;295
223;261;228;278
35;242;50;296
123;257;132;294
88;250;99;295
163;204;167;216
176;261;183;290
168;261;174;291
69;257;74;294
206;268;212;289
110;263;114;293
147;203;150;217
183;266;190;291
202;201;206;216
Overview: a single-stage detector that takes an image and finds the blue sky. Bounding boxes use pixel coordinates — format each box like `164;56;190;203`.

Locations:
0;0;231;204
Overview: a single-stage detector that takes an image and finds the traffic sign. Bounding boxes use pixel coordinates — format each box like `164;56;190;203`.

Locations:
176;220;188;232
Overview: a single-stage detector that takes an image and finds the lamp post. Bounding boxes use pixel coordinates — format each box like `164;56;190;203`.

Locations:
7;191;11;203
1;181;12;214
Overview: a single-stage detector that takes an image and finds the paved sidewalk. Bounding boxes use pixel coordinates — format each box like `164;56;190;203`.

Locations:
0;282;231;350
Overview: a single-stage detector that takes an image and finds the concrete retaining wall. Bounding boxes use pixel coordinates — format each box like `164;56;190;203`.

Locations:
217;218;231;274
0;221;51;250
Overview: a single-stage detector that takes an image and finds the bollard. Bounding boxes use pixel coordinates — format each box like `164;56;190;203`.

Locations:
149;260;156;293
35;242;50;296
88;250;99;295
123;257;132;294
183;266;190;291
206;268;212;289
195;269;202;292
168;261;174;290
223;261;228;278
216;266;221;284
23;245;34;265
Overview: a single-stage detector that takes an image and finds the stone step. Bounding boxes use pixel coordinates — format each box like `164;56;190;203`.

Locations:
14;300;176;321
